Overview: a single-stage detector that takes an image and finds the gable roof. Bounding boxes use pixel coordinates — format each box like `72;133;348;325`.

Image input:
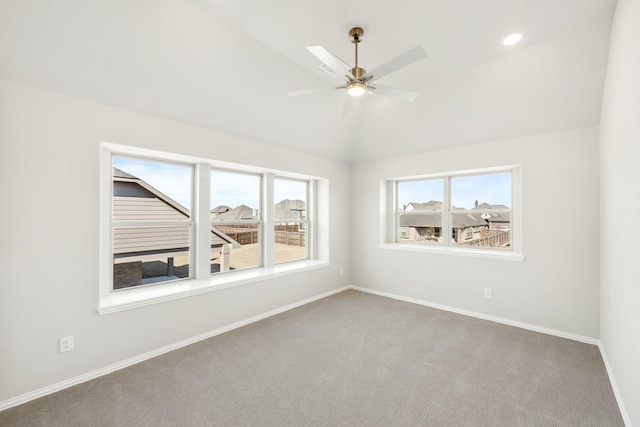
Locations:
212;204;256;221
275;199;306;220
406;201;442;211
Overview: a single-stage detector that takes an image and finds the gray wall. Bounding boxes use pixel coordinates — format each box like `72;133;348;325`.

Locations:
351;127;601;338
0;79;351;403
600;0;640;424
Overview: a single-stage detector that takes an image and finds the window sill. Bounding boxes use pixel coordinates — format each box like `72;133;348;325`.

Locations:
378;243;524;262
98;260;330;315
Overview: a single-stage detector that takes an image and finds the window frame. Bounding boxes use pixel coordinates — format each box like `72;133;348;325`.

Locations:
381;165;523;262
210;167;264;273
273;176;310;264
110;155;196;290
100;142;328;314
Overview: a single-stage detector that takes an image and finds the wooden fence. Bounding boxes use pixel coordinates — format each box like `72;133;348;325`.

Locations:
214;225;305;247
214;225;259;245
275;231;305;246
460;230;510;248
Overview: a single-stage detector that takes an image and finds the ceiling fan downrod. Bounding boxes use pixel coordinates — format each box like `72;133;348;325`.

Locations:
349;27;366;79
347;27;367;96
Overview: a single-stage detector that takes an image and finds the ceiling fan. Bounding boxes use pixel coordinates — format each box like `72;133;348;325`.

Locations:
288;27;428;102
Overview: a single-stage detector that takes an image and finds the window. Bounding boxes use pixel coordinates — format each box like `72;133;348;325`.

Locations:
101;143;326;312
397;178;443;244
450;173;511;249
111;156;193;290
274;178;308;264
387;166;521;260
211;169;261;273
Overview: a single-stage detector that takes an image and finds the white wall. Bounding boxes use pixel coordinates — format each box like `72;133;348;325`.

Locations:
351;127;600;338
0;79;351;403
600;0;640;424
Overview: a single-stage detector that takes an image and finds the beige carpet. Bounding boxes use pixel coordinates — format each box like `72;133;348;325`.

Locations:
0;290;624;426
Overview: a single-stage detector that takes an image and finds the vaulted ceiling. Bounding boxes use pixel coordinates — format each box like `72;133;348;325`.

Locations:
0;0;616;163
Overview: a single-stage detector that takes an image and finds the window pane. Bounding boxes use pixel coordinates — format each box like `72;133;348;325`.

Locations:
211;170;261;274
113;225;190;289
451;173;511;248
397;179;443;243
211;170;260;220
274;222;306;263
274;179;307;263
452;212;511;248
397;179;443;212
211;224;260;273
398;213;442;243
274;178;307;220
450;173;511;210
113;157;192;218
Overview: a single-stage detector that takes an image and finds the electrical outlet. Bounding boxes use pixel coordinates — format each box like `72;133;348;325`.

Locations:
484;288;492;298
59;335;74;353
339;268;344;276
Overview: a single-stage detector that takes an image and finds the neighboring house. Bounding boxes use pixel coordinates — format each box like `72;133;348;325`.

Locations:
398;202;443;242
399;201;510;244
211;205;232;218
211;204;260;246
210;200;305;221
474;202;511;231
275;199;306;220
113;168;239;289
211;204;257;221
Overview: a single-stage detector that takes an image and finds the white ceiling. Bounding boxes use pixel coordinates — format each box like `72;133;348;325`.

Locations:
0;0;616;163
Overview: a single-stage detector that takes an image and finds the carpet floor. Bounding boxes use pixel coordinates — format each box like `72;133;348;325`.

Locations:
0;290;624;426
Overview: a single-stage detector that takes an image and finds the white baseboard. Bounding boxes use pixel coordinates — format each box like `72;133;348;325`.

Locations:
5;284;630;426
0;286;349;412
349;286;599;345
598;343;633;427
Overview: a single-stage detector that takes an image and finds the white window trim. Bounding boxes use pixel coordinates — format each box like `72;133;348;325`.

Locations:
99;142;330;314
380;165;523;262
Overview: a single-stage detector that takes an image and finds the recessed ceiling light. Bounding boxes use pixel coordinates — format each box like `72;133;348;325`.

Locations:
501;33;523;46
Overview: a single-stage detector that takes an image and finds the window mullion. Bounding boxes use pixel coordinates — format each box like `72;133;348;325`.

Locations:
101;147;114;299
443;176;451;246
195;163;211;280
263;173;275;268
307;180;315;259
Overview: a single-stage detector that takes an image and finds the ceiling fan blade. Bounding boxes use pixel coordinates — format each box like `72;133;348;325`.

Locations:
362;46;428;83
307;45;354;79
287;86;340;97
368;84;421;102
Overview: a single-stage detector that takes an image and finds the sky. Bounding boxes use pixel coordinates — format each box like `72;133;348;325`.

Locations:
397;173;511;209
114;157;193;208
114;157;307;210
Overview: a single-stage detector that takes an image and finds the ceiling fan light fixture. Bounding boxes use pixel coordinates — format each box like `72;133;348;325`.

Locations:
501;32;523;46
347;81;366;96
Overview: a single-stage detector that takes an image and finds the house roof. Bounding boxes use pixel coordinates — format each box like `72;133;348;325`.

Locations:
406;201;442;211
474;202;510;210
401;200;512;228
399;212;484;229
212;204;257;221
211;205;232;216
275;199;306;220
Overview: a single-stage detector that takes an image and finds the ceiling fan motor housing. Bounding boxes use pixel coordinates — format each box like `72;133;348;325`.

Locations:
350;66;366;78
